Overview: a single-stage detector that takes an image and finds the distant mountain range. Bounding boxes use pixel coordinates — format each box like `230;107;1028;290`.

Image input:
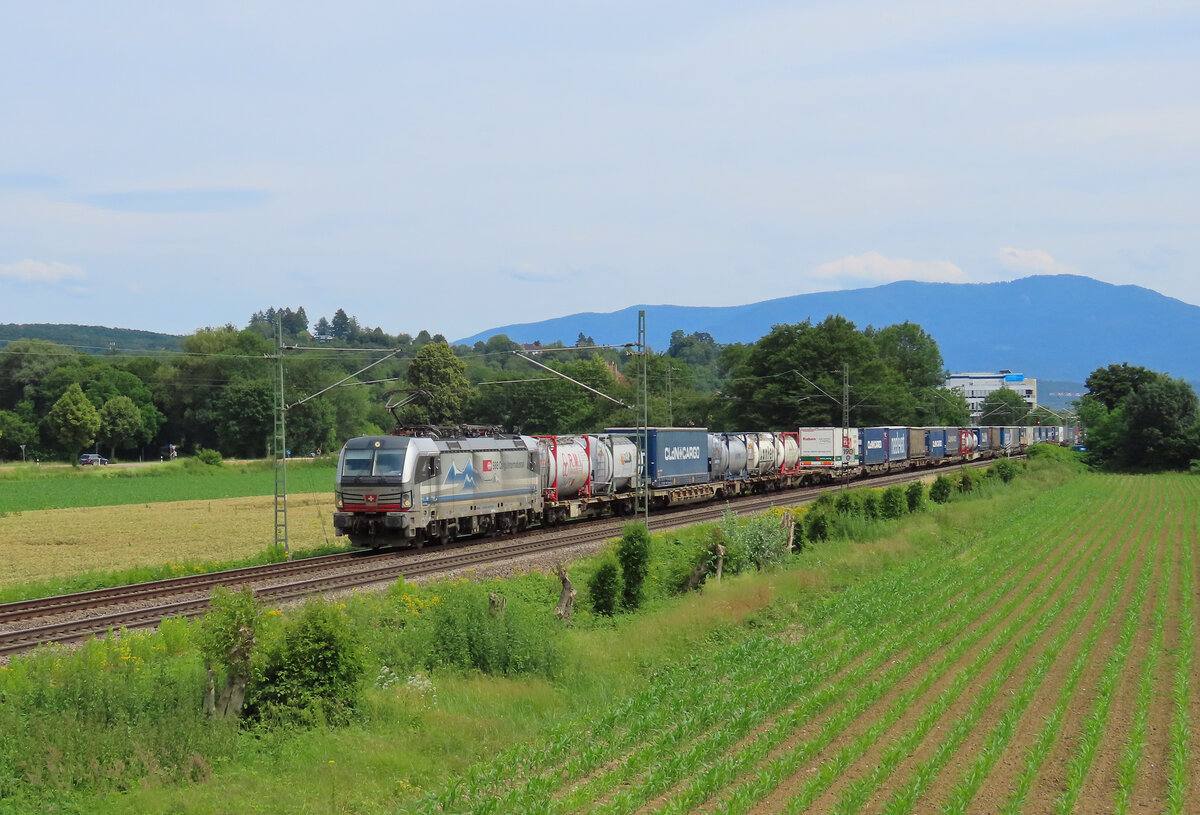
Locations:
457;275;1200;387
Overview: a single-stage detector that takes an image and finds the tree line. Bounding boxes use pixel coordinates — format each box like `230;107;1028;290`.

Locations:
0;307;1059;464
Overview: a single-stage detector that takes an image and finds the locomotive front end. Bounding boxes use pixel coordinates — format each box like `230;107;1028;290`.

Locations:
333;435;424;547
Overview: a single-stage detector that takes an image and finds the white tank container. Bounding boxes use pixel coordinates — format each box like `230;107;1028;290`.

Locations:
745;433;762;474
539;436;590;498
781;434;800;471
593;434;638;492
723;433;748;478
755;432;780;474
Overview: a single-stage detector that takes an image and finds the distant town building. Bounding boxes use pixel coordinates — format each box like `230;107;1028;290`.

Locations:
945;371;1038;424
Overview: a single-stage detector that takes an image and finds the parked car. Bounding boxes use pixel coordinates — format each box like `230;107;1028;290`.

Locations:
79;453;108;466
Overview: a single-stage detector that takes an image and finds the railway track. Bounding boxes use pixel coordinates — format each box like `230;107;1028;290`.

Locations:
0;458;1005;659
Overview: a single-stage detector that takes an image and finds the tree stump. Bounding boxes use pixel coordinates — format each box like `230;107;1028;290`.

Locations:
488;592;507;618
554;563;577;621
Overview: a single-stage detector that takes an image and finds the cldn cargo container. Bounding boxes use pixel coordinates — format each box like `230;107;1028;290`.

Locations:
862;427;908;465
604;427;710;488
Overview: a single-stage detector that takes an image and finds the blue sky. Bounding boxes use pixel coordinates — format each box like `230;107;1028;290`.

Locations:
2;2;1197;340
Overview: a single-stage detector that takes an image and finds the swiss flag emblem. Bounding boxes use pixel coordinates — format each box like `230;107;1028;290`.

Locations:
365;494;378;504
482;460;492;472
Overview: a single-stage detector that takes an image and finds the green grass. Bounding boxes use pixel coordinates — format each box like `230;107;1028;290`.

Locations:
0;458;336;512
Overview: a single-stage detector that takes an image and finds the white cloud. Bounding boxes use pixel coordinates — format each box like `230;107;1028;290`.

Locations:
997;248;1075;275
812;252;968;284
0;259;86;284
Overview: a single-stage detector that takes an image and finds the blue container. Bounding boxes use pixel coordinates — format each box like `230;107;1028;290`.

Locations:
863;427;909;463
943;427;960;456
605;427;710;488
927;428;946;459
861;427;888;465
886;427;908;461
1000;427;1018;449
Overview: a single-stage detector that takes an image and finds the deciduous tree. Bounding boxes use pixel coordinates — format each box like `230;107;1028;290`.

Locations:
48;383;101;460
979;387;1029;426
403;341;473;425
99;395;143;459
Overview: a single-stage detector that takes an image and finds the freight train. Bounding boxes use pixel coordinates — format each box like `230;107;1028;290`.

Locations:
332;422;1079;549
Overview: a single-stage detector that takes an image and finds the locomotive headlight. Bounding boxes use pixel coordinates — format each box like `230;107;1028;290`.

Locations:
401;491;413;510
335;494;343;509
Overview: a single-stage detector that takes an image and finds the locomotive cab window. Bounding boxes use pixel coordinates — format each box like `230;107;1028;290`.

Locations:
375;452;405;476
342;447;407;477
415;456;439;482
342;448;374;476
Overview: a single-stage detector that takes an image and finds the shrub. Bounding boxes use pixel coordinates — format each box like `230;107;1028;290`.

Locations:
861;491;880;520
588;559;621;616
958;468;977;493
880;486;905;519
805;510;830;542
617;523;651;610
413;581;562;678
246;598;365;726
194;447;224;466
990;458;1019;483
930;475;953;504
720;511;790;571
834;491;857;515
905;480;924;512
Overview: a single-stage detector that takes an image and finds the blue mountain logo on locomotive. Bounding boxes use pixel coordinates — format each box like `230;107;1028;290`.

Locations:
443;461;477;490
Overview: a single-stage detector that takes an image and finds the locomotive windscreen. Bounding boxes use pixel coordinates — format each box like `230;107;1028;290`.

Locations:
341;447;407;477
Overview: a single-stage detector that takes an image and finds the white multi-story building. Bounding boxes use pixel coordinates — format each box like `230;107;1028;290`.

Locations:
945;371;1038;424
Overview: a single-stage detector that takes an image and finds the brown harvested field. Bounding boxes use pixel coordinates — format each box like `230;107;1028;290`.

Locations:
0;492;335;587
439;472;1199;814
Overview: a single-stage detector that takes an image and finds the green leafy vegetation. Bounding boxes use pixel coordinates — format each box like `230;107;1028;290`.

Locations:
1079;362;1200;470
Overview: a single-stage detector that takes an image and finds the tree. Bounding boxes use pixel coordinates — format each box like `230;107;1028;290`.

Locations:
1077;364;1200;470
98;395;143;459
404;342;473;425
869;322;946;390
0;339;78;411
722;316;902;430
330;308;351;340
979;387;1029;426
0;410;38;459
930;389;971;425
1085;363;1156;411
1120;376;1200;467
48;383;101;460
